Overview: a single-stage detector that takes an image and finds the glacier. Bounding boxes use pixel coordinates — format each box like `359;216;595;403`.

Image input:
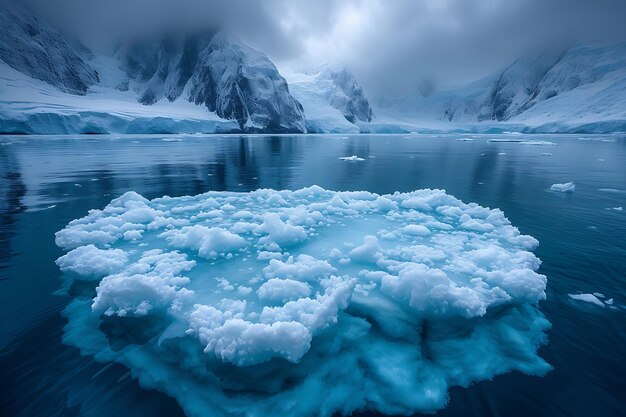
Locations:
0;61;239;134
55;186;551;417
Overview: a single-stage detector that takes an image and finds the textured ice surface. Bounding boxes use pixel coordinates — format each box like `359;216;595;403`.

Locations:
56;186;550;417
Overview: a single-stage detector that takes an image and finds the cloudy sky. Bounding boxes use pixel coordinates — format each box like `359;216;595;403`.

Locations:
24;0;626;90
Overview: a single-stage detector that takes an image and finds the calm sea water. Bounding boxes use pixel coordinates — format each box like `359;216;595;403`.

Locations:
1;134;625;417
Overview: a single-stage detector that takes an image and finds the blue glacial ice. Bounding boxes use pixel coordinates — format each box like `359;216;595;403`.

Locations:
55;186;551;417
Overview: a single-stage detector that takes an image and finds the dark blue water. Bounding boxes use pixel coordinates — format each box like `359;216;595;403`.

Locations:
1;134;625;417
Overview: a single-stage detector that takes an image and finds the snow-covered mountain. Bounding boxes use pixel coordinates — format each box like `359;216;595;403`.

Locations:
0;4;99;95
372;43;626;133
0;2;624;135
284;66;373;133
117;32;305;132
0;4;305;134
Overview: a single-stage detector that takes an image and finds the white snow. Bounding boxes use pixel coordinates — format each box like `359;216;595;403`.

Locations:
282;68;370;133
56;186;550;417
551;182;576;193
0;59;237;134
365;43;626;134
56;245;128;279
3;41;626;134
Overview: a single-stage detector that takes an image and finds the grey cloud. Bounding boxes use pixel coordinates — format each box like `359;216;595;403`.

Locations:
16;0;626;89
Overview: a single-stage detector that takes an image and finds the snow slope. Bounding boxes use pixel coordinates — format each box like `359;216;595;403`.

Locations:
0;4;305;134
0;60;238;134
0;2;99;95
284;66;373;133
372;43;626;133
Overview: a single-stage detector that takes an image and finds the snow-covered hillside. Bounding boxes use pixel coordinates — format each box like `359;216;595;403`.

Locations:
0;61;238;134
117;32;305;132
371;43;626;133
284;66;373;133
0;3;98;95
0;4;305;134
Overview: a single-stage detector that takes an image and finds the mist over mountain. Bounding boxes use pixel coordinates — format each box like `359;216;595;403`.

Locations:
1;0;625;134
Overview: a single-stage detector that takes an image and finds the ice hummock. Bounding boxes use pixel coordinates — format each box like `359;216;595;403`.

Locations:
55;186;551;417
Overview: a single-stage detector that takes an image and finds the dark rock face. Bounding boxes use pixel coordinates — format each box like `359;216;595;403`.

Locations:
188;33;306;132
119;32;212;105
119;32;306;133
0;4;99;95
324;68;373;123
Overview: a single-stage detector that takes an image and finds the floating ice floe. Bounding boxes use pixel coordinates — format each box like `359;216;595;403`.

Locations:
568;293;605;307
519;141;557;146
339;155;365;161
55;186;551;417
551;182;576;193
599;188;626;193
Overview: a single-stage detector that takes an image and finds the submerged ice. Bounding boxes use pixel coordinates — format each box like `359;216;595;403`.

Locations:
55;186;551;417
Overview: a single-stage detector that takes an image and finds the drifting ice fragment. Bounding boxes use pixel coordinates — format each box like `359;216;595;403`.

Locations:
568;293;605;307
551;182;576;193
339;155;365;161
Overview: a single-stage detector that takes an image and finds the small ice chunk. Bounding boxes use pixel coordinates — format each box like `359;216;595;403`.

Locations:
339;155;365;161
551;182;575;193
403;224;431;236
257;278;312;303
568;293;605;307
160;225;246;258
56;245;128;279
